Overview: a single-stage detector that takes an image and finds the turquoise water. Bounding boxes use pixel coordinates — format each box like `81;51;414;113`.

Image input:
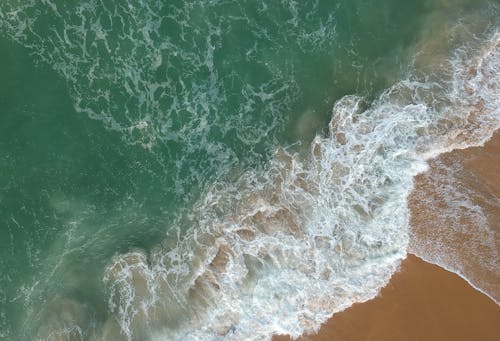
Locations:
0;1;498;340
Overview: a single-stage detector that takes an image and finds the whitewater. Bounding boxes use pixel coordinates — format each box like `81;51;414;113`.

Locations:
0;1;498;340
39;31;500;341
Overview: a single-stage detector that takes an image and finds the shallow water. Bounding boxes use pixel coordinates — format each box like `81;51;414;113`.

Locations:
410;134;500;304
0;1;498;340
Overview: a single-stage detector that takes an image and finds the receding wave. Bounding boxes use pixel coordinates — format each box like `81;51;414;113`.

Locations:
407;8;500;304
408;28;500;303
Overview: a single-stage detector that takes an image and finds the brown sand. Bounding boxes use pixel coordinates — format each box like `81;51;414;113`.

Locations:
274;133;500;341
409;130;500;301
274;254;500;341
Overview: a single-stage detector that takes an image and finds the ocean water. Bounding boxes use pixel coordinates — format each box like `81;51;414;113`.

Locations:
0;0;498;340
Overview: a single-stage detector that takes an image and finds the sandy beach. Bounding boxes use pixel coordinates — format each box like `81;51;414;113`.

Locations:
274;254;500;341
275;132;500;341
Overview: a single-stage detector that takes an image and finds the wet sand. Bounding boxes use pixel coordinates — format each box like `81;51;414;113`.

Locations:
274;132;500;341
409;130;500;302
274;254;500;341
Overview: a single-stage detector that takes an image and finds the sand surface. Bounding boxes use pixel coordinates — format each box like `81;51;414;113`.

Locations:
275;132;500;341
409;131;500;301
274;254;500;341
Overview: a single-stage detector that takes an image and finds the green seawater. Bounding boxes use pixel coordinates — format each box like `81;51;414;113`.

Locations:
0;0;497;340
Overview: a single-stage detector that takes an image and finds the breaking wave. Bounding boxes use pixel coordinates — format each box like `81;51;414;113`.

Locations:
0;1;498;340
40;32;498;341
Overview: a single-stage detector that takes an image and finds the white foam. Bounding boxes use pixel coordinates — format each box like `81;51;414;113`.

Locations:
2;2;499;340
0;0;307;203
94;31;500;340
408;31;500;304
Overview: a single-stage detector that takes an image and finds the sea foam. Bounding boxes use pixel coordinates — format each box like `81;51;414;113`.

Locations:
1;1;498;340
409;32;500;304
87;32;500;340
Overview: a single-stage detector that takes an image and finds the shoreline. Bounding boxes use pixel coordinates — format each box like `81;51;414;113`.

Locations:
274;254;500;341
409;130;500;303
274;131;500;340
